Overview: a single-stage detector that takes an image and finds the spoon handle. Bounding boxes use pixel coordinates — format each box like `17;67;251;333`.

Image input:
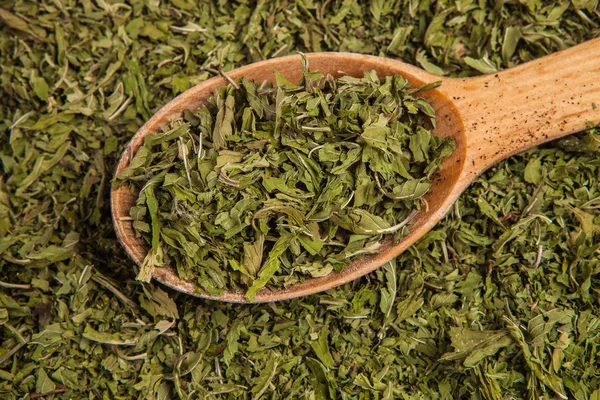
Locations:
443;38;600;180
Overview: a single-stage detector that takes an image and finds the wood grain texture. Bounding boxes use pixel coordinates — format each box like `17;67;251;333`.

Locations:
111;38;600;303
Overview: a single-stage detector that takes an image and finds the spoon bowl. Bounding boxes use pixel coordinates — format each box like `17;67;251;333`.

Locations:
112;39;600;302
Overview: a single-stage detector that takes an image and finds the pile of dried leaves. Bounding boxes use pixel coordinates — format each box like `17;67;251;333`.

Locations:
115;63;453;299
1;0;599;399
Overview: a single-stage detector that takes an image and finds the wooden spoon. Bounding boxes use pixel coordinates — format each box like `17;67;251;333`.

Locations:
112;39;600;303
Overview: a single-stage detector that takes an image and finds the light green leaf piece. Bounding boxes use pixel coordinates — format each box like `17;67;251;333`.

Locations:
502;26;522;60
140;285;179;319
274;70;298;88
0;7;46;38
16;142;70;195
570;207;600;235
389;179;431;200
223;320;243;364
36;368;56;394
24;245;73;264
416;50;445;75
137;246;163;283
395;296;423;323
251;354;279;400
463;56;498;74
31;76;49;100
330;209;390;235
245;234;294;300
379;261;397;323
30;323;65;347
82;325;138;346
361;116;390;151
440;327;514;367
305;357;334;400
213;91;235;150
144;185;161;250
409;127;431;162
524;157;543;184
505;317;568;399
310;328;335;369
476;197;505;228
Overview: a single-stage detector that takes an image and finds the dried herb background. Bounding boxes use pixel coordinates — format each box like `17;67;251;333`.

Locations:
1;1;599;399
